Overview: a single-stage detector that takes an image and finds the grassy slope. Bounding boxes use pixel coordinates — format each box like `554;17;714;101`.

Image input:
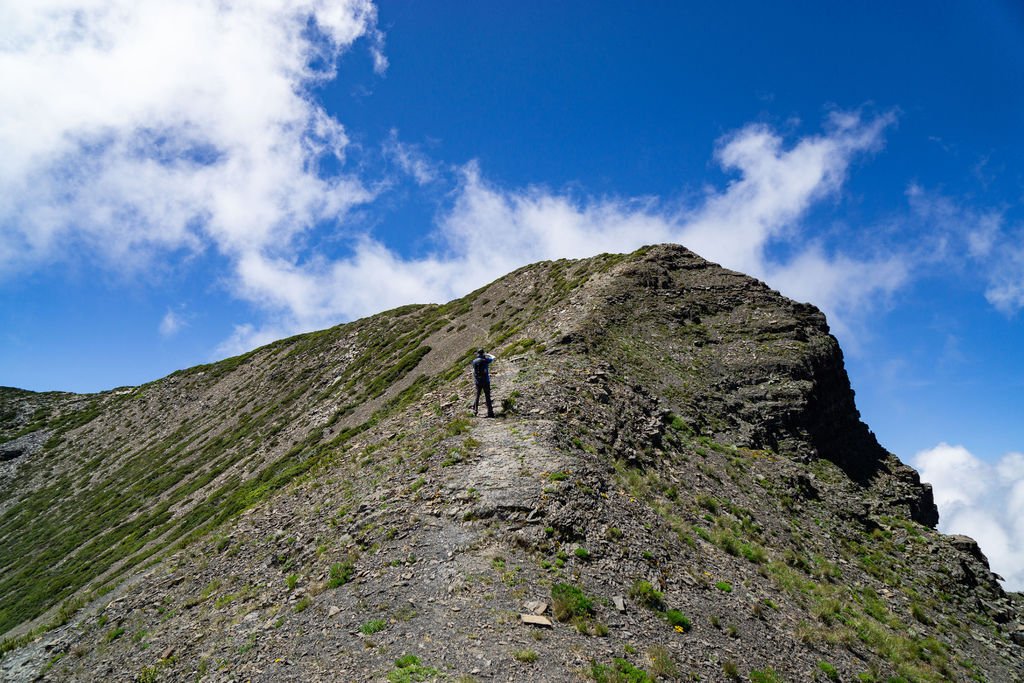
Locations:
0;305;437;638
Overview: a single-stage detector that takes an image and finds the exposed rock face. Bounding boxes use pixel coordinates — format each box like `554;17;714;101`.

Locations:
0;244;1019;682
0;429;50;460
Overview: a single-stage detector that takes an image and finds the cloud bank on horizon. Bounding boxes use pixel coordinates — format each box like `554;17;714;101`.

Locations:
2;1;1022;588
916;444;1024;590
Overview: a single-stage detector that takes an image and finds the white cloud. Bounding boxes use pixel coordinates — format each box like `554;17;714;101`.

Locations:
985;244;1024;315
158;309;185;337
680;111;894;276
384;129;436;185
218;112;907;353
915;443;1024;590
905;186;1024;315
0;0;381;272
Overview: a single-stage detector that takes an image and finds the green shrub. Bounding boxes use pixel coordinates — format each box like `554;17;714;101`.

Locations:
551;583;594;621
628;580;665;611
715;529;742;556
513;649;538;663
328;559;355;588
818;661;839;681
575;547;591;560
668;414;692;434
697;495;719;513
360;618;387;635
715;581;732;593
388;654;439;683
664;610;691;631
214;592;239;608
749;668;783;683
647;645;678;679
740;542;767;564
501;391;521;414
588;658;654;683
445;418;472;437
910;602;930;625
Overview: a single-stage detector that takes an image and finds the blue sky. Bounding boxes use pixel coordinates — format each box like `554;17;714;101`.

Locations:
1;1;1023;585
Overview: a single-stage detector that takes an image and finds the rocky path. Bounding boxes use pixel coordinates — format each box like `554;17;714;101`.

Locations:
439;417;568;525
294;416;583;681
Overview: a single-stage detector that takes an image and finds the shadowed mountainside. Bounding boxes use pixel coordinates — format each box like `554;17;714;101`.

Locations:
1;244;1020;682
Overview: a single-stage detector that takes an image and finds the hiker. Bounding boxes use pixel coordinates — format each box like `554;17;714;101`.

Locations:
472;349;496;417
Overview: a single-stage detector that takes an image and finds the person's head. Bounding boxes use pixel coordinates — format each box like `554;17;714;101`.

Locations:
476;348;486;357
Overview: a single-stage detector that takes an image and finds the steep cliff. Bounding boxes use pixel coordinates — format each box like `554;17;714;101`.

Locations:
1;245;1019;682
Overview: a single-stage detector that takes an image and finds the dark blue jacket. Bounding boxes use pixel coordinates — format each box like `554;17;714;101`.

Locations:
472;354;495;386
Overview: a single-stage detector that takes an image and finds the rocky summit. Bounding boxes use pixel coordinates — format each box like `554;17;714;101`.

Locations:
1;244;1021;682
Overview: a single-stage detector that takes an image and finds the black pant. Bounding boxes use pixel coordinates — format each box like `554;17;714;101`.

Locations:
474;382;494;417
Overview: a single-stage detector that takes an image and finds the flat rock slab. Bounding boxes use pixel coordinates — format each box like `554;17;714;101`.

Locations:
520;614;554;627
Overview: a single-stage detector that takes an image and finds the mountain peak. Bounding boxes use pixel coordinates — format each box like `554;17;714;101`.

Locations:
1;246;1020;681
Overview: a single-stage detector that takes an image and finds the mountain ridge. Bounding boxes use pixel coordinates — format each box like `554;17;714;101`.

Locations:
1;244;1020;682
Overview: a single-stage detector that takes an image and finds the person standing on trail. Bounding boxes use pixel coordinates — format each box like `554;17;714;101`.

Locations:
472;349;496;418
